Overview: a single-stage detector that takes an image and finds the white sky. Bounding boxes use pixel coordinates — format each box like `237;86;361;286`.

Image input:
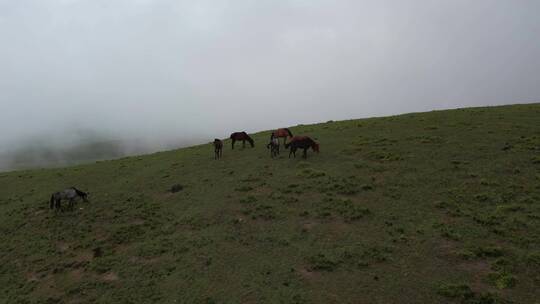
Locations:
1;0;539;150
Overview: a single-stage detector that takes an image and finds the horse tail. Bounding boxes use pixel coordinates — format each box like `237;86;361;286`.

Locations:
285;128;293;137
50;194;55;209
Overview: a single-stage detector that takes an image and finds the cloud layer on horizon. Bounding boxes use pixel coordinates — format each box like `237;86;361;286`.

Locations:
1;0;539;152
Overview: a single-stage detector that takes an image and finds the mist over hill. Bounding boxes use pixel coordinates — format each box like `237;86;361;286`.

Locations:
0;130;203;172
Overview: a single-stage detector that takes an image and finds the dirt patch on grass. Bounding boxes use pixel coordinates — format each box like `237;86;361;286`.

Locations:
252;185;273;196
67;268;85;282
26;272;40;282
297;267;322;281
102;271;119;282
457;259;494;292
435;239;459;259
32;274;62;300
129;256;163;265
131;218;145;225
56;242;70;252
74;250;94;263
302;222;316;231
325;220;352;238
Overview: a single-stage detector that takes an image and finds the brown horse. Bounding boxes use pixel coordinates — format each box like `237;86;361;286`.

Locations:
285;136;320;159
271;128;293;147
230;132;254;149
213;139;223;159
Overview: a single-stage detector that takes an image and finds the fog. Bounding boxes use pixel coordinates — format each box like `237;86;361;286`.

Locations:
1;0;539;170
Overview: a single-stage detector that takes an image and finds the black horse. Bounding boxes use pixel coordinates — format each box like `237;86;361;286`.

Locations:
230;132;254;149
213;139;223;159
285;136;320;159
50;187;89;211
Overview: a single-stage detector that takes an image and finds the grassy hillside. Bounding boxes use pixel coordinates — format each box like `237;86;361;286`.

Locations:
1;104;539;303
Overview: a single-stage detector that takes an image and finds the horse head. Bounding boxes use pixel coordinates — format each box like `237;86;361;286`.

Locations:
246;136;255;147
312;142;320;153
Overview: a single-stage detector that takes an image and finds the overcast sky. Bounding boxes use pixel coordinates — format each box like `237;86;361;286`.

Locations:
1;0;539;151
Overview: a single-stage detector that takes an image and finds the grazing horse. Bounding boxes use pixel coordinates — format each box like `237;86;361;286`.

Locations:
272;128;293;147
213;139;223;159
50;187;89;211
230;132;254;149
285;136;320;159
267;135;280;158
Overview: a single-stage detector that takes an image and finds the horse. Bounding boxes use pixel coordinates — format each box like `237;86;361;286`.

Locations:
266;135;280;158
285;136;320;159
50;187;89;211
213;139;223;159
271;128;293;147
230;132;254;149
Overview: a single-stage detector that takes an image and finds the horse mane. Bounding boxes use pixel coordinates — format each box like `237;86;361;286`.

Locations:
284;128;293;137
71;187;87;197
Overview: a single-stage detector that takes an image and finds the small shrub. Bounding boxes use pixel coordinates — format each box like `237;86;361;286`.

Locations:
456;249;476;260
473;246;503;258
495;204;524;213
440;226;461;241
488;271;516;289
368;151;403;162
235;186;253;192
307;253;340;271
361;246;390;263
170;184;184;193
239;195;257;204
526;251;540;266
437;283;474;299
297;168;326;178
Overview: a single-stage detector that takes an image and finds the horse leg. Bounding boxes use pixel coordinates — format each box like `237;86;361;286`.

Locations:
303;148;308;159
242;140;246;148
231;140;235;150
289;147;296;158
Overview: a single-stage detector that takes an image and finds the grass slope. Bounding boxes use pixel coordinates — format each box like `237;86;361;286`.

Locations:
1;104;539;303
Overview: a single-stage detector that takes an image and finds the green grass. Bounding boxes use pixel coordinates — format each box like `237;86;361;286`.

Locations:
1;103;540;303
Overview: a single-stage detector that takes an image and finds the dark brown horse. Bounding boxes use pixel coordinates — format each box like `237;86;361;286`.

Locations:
271;128;293;147
285;136;320;159
230;132;254;149
213;139;223;159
